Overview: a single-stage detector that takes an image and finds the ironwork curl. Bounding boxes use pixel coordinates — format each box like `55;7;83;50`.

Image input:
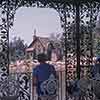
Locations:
0;0;100;100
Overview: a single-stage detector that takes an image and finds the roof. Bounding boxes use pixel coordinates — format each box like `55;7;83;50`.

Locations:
26;36;50;52
26;47;34;52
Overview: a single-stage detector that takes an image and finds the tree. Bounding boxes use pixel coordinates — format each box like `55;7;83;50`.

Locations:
47;42;54;61
9;36;27;62
49;33;64;61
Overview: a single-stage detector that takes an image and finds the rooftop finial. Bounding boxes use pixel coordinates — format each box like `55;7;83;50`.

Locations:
34;28;36;36
33;28;37;40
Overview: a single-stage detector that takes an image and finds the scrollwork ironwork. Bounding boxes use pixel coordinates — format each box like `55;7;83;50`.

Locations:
0;0;100;100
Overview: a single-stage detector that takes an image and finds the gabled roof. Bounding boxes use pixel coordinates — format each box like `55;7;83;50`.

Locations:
26;36;50;52
28;36;38;48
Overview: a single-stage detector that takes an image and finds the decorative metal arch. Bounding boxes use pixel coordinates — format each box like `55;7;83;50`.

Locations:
0;0;100;100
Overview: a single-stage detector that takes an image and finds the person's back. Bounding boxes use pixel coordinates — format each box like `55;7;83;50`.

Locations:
91;57;100;78
32;53;57;100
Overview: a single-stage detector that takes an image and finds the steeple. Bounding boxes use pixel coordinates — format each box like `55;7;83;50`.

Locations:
33;29;37;40
34;28;36;36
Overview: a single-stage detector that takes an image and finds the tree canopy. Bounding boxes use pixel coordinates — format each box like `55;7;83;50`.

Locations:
9;36;27;62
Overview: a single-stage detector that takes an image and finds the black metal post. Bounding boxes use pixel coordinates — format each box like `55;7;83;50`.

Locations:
7;0;10;74
75;2;81;80
63;10;68;100
89;4;93;64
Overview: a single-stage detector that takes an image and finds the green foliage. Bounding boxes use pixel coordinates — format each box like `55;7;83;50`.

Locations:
9;36;27;62
49;33;64;60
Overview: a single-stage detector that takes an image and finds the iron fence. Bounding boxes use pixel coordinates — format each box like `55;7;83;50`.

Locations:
0;65;97;100
0;72;31;100
0;70;66;100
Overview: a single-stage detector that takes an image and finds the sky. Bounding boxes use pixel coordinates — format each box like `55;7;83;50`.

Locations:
9;7;63;45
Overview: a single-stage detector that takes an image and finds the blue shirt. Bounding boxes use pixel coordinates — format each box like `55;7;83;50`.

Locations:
91;64;100;77
33;63;56;96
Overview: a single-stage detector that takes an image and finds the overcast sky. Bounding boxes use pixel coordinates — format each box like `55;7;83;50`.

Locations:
9;7;63;45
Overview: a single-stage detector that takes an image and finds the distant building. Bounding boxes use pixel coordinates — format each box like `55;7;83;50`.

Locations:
26;29;63;61
26;29;50;59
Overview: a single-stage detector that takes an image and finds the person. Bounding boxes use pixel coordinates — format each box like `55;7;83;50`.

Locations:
32;53;58;100
91;56;100;79
90;57;100;99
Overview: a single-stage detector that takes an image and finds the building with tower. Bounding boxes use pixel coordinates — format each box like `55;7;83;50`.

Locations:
26;29;63;61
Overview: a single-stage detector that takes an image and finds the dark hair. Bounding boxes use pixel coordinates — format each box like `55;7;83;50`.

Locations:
37;53;47;62
96;57;100;62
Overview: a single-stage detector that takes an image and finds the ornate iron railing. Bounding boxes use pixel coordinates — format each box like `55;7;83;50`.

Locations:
0;0;100;100
0;71;66;100
0;69;99;100
0;72;32;100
